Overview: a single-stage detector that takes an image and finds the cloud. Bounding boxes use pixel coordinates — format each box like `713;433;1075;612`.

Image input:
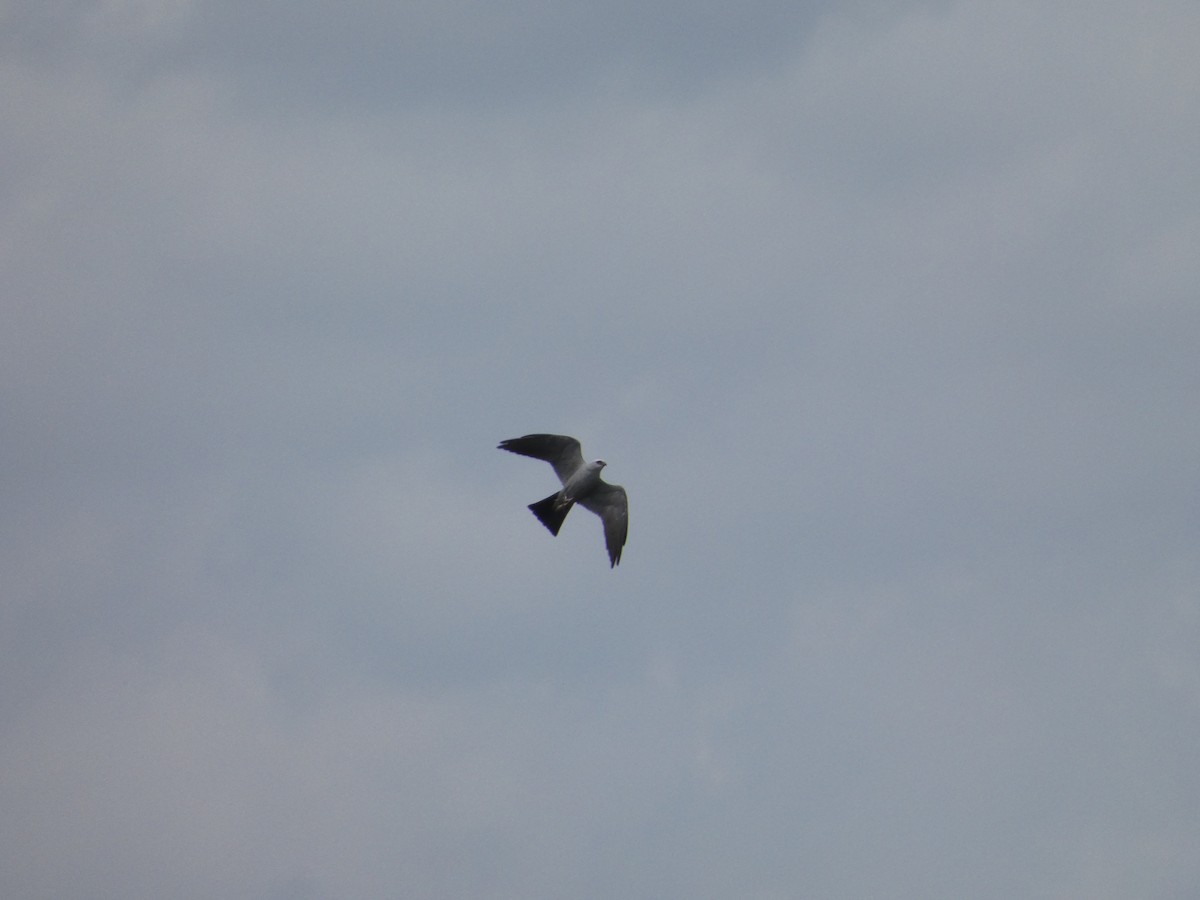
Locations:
2;1;1199;897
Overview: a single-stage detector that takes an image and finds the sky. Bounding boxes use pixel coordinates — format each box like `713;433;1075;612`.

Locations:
2;1;1199;898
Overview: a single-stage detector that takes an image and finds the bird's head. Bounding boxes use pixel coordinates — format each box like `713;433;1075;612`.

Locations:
594;459;607;469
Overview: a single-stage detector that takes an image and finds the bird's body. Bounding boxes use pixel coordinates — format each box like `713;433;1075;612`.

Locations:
498;434;628;567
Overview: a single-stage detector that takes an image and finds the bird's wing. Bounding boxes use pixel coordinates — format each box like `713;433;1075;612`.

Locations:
497;434;585;486
578;481;628;567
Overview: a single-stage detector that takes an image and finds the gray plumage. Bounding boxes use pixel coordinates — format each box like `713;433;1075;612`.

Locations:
498;433;629;567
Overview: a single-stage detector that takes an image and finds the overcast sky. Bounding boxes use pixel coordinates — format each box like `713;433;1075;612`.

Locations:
3;1;1199;898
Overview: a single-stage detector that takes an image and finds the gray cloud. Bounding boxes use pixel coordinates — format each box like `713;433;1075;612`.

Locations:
2;1;1199;898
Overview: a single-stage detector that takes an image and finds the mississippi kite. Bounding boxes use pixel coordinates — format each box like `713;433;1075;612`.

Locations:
498;434;628;567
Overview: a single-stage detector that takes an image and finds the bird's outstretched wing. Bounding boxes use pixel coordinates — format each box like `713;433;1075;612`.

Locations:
497;434;585;486
578;482;628;567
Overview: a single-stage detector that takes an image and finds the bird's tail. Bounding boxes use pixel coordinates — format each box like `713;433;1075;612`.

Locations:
528;492;572;536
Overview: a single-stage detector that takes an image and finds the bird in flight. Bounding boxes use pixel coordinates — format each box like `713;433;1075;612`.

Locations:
498;433;628;567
